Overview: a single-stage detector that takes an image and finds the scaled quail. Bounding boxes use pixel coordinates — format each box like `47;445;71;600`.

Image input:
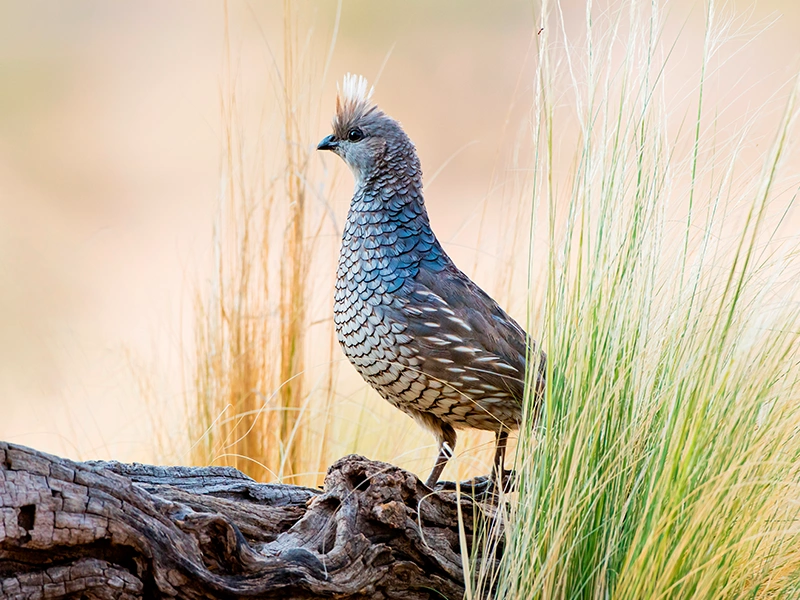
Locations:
317;74;545;488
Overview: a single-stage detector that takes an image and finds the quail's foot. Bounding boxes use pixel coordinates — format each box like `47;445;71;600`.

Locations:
433;469;516;498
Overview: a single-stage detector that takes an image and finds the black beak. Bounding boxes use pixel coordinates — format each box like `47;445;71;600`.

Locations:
317;134;338;151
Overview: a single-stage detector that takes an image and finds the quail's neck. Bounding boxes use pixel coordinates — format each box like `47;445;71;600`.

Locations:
351;143;425;211
355;143;421;196
349;161;427;225
343;154;448;280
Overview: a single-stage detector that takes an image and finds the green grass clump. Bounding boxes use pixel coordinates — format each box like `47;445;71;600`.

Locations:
492;1;800;597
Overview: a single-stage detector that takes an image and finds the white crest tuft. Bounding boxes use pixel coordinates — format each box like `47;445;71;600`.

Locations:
338;73;374;107
333;73;377;133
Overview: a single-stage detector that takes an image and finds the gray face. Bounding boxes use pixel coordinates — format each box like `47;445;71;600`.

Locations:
335;131;387;184
317;114;406;185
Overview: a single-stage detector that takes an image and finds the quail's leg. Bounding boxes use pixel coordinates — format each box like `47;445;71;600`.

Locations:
425;445;452;488
433;429;509;497
490;429;515;493
493;429;508;483
425;423;456;488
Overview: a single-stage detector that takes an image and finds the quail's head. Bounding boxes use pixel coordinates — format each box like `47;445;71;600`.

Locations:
317;74;412;184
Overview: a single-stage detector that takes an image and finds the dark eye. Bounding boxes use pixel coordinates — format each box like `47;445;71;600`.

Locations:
347;128;364;142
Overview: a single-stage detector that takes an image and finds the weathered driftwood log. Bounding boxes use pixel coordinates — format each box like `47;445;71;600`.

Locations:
0;442;502;599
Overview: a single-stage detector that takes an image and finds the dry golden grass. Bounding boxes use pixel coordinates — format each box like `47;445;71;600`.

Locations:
186;2;338;485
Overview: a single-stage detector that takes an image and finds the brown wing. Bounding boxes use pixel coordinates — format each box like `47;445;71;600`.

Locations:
396;262;541;403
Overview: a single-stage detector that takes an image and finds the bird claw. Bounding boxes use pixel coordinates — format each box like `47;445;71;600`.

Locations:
434;475;491;495
433;469;516;499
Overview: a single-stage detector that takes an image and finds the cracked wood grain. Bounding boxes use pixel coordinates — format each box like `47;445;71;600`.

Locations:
0;442;501;599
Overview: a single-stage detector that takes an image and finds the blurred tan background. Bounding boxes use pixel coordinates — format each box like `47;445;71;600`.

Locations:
0;1;798;475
